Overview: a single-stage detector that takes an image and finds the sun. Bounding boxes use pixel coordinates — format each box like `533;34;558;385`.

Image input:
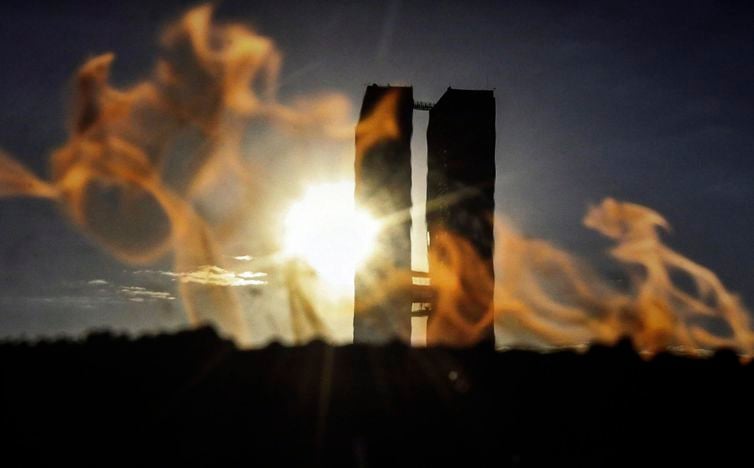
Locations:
283;181;380;290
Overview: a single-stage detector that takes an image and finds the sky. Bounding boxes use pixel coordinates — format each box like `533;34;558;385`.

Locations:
0;0;753;343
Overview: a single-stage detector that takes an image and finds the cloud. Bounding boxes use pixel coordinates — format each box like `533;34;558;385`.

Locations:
0;279;177;310
118;286;176;302
14;296;118;308
136;265;267;287
230;255;254;261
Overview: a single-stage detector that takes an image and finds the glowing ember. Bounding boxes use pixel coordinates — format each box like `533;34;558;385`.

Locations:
283;182;380;290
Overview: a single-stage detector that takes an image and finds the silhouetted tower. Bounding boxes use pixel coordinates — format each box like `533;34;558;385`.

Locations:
426;88;496;346
354;85;496;347
354;85;414;343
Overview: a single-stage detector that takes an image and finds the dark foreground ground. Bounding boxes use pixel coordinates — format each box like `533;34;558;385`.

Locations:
1;327;752;467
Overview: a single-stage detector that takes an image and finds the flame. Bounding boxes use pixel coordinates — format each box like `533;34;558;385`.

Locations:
424;199;754;356
354;88;401;184
584;198;754;353
1;5;752;354
0;151;58;199
426;228;495;347
0;5;352;345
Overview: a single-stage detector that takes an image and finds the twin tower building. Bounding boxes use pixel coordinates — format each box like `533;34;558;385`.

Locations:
353;85;496;346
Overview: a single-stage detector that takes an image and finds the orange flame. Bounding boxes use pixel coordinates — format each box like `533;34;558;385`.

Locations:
424;199;754;356
584;198;754;354
0;5;352;344
1;5;752;355
0;151;58;199
354;88;401;182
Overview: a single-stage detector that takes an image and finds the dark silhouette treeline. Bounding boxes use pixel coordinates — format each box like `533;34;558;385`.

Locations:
1;328;752;466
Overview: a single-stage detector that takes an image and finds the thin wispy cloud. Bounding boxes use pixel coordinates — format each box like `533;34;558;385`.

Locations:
119;286;176;302
230;255;254;261
135;265;267;287
0;280;176;309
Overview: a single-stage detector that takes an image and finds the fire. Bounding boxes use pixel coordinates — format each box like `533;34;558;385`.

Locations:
283;181;380;290
583;198;754;353
1;4;752;355
0;4;352;345
415;199;753;356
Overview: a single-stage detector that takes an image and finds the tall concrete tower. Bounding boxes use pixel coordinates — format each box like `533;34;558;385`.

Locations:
353;85;414;343
426;88;496;346
353;86;496;347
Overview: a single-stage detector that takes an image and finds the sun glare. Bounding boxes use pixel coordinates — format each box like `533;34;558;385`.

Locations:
283;182;380;290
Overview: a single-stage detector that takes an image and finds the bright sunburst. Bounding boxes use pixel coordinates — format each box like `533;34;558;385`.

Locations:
283;181;380;290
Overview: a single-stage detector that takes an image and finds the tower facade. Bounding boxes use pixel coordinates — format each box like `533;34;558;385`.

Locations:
353;85;414;343
426;89;496;346
354;86;495;347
